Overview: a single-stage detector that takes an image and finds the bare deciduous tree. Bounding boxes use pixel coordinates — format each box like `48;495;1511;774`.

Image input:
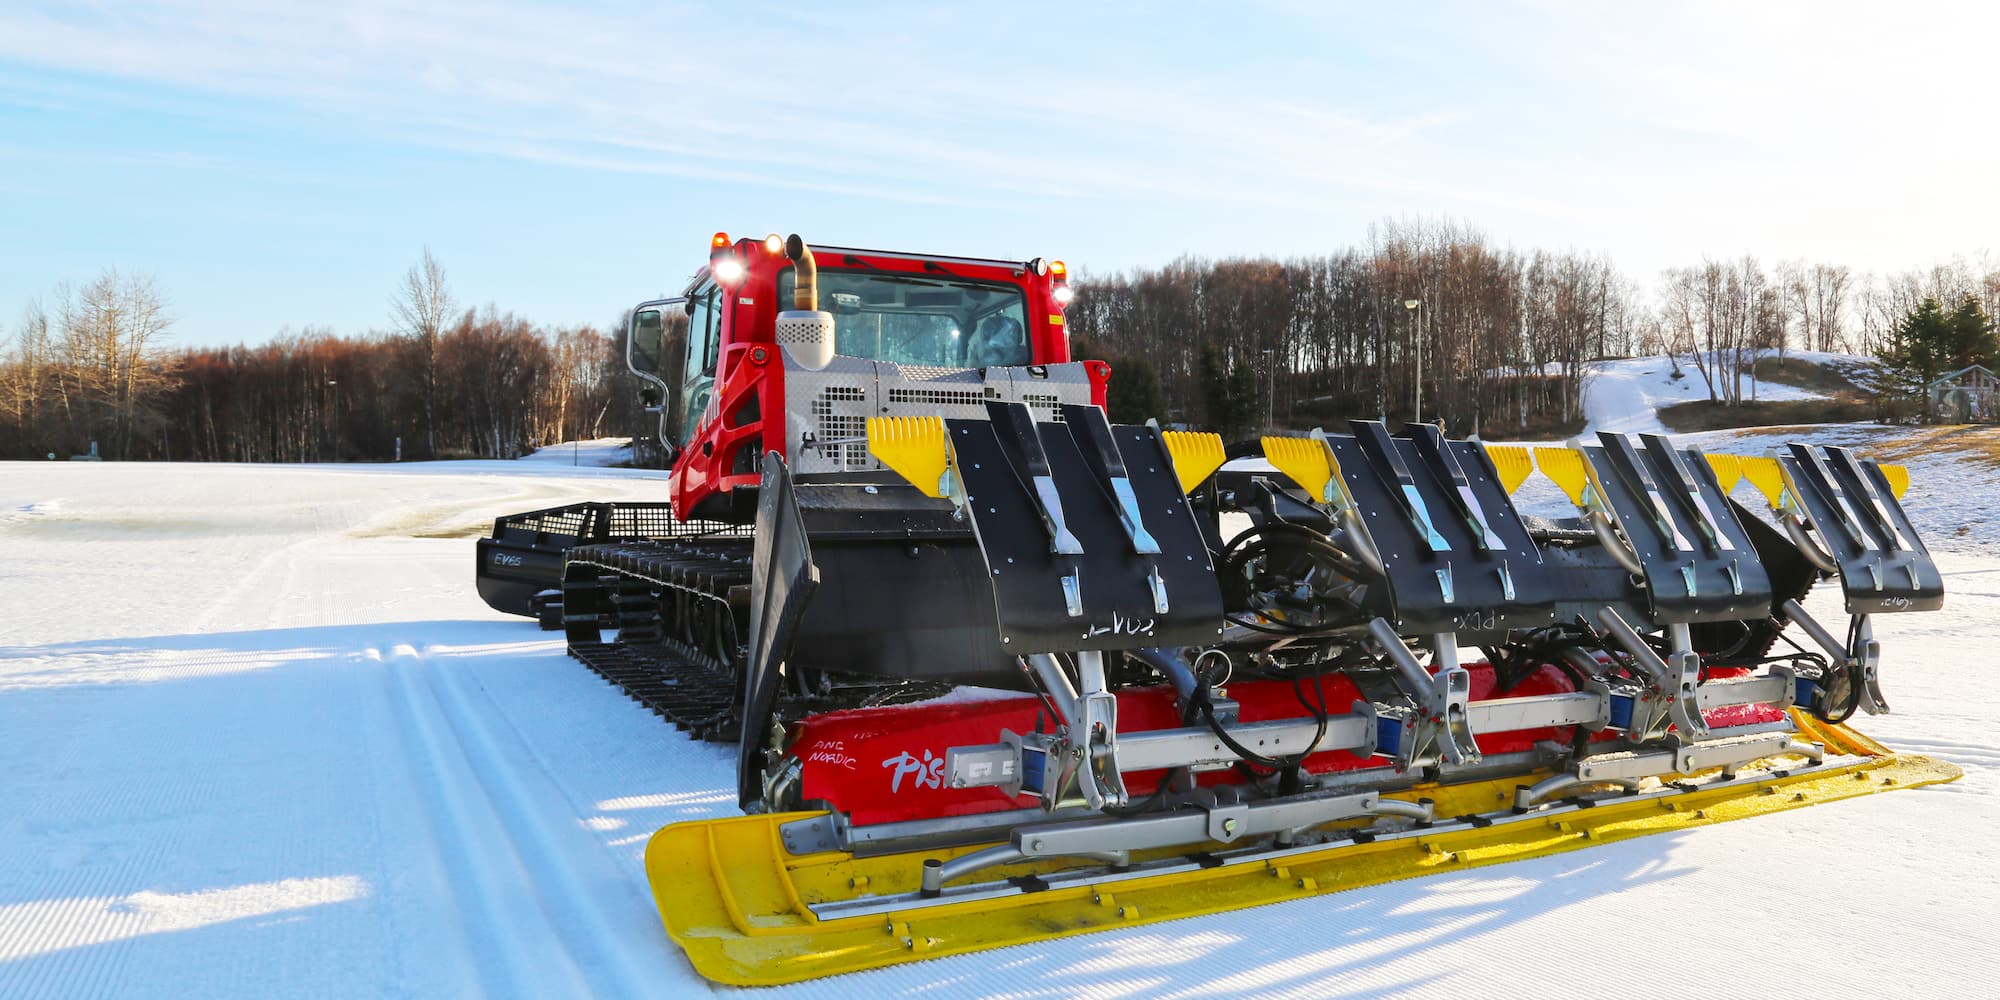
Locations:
1781;261;1853;355
42;269;177;457
392;247;454;458
0;300;54;449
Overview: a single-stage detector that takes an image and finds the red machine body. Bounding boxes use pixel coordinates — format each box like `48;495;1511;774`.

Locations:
788;662;1786;827
663;237;1107;520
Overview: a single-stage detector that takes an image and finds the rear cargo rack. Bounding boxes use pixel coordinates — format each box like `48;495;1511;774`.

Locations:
477;501;753;620
488;501;751;545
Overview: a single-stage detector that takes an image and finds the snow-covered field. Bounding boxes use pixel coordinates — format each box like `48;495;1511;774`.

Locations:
516;438;636;468
4;430;1999;997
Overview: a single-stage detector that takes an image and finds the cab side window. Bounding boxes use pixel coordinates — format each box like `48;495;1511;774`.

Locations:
680;283;722;443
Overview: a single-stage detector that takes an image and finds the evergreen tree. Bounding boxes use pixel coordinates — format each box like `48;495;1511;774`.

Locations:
1877;296;1999;400
1105;353;1167;426
1876;297;1950;398
1943;295;1998;372
1197;341;1260;440
1229;352;1261;435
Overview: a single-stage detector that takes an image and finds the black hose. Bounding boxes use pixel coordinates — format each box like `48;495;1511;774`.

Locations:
1220;525;1369;634
1222;522;1373;581
1812;618;1866;724
1185;652;1332;775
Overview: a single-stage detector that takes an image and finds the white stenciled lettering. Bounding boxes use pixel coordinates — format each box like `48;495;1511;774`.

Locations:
881;748;945;793
1083;611;1156;639
1456;610;1499;632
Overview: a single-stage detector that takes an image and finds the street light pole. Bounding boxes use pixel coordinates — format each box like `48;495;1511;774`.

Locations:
327;379;340;462
1261;348;1276;433
1403;298;1422;426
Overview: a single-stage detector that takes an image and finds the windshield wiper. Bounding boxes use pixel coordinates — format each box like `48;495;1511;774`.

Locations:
867;275;953;288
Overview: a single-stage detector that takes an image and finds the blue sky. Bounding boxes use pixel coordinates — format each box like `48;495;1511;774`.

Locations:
2;1;1995;347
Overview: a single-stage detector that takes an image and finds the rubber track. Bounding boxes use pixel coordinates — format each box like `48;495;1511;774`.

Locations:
563;539;754;743
570;640;743;743
560;539;955;751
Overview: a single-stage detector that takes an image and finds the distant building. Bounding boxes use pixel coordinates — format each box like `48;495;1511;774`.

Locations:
1925;365;1999;422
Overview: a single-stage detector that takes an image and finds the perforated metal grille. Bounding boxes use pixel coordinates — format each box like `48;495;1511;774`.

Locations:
506;507;590;537
492;502;746;543
781;359;1100;475
810;384;871;470
887;386;985;409
776;312;835;345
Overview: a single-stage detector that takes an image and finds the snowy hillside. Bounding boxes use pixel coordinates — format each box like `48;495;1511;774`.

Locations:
1579;350;1871;434
3;443;1997;998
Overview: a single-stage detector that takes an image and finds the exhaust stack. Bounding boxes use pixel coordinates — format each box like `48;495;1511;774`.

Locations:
777;234;835;370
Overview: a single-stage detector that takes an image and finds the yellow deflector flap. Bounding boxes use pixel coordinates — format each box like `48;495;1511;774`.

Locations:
1532;446;1591;507
1483;445;1535;495
866;416;949;498
1705;453;1744;494
1262;435;1335;504
1160;430;1226;494
1879;462;1910;500
1739;455;1788;508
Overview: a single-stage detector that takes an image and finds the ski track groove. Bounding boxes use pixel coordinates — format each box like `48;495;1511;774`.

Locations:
379;637;673;998
1881;736;2000;771
382;643;590;999
418;640;671;997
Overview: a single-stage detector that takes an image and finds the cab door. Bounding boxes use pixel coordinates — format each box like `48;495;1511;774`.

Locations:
680;280;722;446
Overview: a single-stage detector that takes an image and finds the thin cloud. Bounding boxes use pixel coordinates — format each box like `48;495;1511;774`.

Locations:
1;0;1994;304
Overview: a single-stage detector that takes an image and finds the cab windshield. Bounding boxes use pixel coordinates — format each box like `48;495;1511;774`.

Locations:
777;268;1031;368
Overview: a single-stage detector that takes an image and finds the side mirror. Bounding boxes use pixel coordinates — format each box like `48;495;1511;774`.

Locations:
629;309;665;378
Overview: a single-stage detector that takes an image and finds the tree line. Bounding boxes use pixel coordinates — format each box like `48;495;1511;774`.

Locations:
1068;220;1640;441
7;224;2000;462
0;252;648;462
1070;219;2000;438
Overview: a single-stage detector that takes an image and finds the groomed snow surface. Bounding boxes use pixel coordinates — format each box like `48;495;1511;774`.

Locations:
516;438;636;468
5;426;1999;998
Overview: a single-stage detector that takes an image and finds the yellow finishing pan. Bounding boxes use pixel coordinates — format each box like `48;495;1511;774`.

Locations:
642;717;1957;986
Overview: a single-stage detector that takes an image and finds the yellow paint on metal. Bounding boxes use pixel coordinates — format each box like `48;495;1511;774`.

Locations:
1161;430;1226;494
1532;446;1591;507
1262;436;1334;504
1705;453;1744;494
1788;708;1891;757
866;416;949;498
1740;455;1788;508
642;728;1959;986
1483;445;1535;495
1879;463;1910;500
